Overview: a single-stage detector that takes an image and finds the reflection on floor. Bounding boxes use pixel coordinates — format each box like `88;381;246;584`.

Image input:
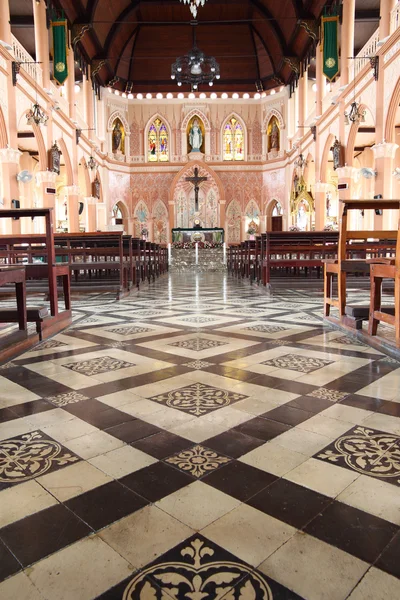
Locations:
0;274;399;600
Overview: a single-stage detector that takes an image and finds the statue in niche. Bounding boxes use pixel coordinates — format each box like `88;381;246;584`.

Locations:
112;120;124;153
331;138;342;171
267;117;280;153
189;118;203;152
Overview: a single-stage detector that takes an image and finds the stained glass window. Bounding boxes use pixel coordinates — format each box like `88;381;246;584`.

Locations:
148;118;169;162
223;117;244;161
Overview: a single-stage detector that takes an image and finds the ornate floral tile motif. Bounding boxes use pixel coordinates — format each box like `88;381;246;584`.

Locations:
334;336;366;347
183;360;214;369
63;356;135;376
307;388;349;402
168;338;228;352
315;426;400;487
165;445;231;478
149;382;248;417
245;324;287;333
29;340;68;351
106;325;152;336
120;535;300;600
46;391;91;407
228;308;268;315
131;310;165;318
261;354;333;374
0;430;80;488
180;316;219;324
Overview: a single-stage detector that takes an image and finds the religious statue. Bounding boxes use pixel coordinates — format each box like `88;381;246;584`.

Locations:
270;121;280;150
330;138;342;171
189;118;203;152
297;201;308;231
326;191;332;218
112;121;123;153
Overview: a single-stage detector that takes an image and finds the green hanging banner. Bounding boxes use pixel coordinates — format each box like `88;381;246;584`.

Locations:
51;19;68;85
321;14;339;81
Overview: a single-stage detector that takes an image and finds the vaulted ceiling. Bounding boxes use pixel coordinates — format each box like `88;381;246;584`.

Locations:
10;1;381;93
51;0;333;92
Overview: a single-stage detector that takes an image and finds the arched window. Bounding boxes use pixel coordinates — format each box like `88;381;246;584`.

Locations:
112;204;124;225
148;118;169;162
223;117;244;161
272;202;283;217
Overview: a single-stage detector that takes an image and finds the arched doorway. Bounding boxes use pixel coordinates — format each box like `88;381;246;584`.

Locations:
111;201;128;232
266;199;283;231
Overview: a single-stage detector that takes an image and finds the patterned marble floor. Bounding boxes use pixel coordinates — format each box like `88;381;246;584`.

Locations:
0;274;399;600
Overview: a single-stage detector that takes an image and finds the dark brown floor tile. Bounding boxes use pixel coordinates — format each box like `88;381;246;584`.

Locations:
285;395;333;414
340;394;386;412
106;419;161;443
261;405;314;427
0;504;91;567
10;399;54;418
377;401;400;418
375;531;400;579
132;431;192;459
203;461;277;501
233;417;291;442
305;502;399;564
65;481;148;530
65;398;135;429
0;407;18;424
0;539;21;583
119;462;193;502
274;379;318;395
203;430;265;459
203;365;260;382
247;478;331;529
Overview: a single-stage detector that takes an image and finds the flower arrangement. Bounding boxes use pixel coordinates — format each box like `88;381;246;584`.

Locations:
172;241;223;249
141;228;149;238
247;226;256;235
289;225;301;232
324;223;339;231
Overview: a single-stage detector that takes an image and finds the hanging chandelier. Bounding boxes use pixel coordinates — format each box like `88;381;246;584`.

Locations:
294;153;307;170
87;155;96;170
344;101;366;125
26;103;48;126
180;0;207;19
171;22;220;91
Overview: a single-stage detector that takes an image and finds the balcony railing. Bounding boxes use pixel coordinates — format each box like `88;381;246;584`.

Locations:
12;35;43;86
391;2;400;33
354;29;380;78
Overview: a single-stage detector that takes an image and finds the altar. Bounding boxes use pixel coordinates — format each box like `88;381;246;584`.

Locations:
172;227;224;245
170;227;226;273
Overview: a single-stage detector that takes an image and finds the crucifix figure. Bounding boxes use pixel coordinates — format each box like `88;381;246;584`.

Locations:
185;167;208;212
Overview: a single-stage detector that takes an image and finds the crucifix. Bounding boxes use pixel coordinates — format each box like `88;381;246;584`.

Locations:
185;167;208;212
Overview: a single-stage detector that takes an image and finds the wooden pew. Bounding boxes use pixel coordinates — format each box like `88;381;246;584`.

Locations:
261;231;339;287
323;200;399;326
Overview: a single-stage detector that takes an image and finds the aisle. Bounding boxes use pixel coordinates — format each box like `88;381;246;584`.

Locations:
0;274;399;599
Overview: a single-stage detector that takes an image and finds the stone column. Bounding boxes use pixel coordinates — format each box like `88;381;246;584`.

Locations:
372;142;399;227
336;166;359;229
66;32;76;121
380;0;396;39
260;215;267;234
314;182;330;230
0;0;11;46
0;147;21;234
83;70;94;134
316;44;326;116
241;216;247;241
85;196;97;231
341;0;355;86
32;0;50;88
168;200;175;236
298;70;308;127
65;185;80;232
36;170;58;210
219;200;226;230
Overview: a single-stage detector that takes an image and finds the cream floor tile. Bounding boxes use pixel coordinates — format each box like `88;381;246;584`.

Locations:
117;397;166;418
202;504;296;567
356;377;400;402
0;417;35;441
271;427;334;457
319;404;373;424
362;413;400;436
347;568;400;600
131;375;195;398
63;430;124;459
27;535;133;600
0;572;45;600
337;475;400;525
94;390;145;409
156;481;240;530
233;396;285;416
42;417;99;444
89;445;157;478
38;461;113;501
99;505;194;569
239;440;308;477
140;406;197;430
259;532;369;600
0;480;58;528
0;376;40;408
202;406;253;429
24;362;103;390
297;414;352;438
169;418;226;443
284;458;360;498
26;408;76;429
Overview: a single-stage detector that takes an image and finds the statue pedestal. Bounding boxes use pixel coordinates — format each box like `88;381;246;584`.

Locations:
188;151;204;162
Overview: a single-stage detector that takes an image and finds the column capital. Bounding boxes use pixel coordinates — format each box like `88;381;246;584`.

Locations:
0;147;21;164
36;170;58;185
84;196;97;205
336;166;359;181
65;185;81;196
314;182;331;193
372;142;399;160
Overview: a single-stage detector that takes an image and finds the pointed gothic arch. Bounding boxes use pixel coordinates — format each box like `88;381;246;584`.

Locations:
0;105;8;148
385;76;400;143
180;109;211;156
107;110;130;156
220;113;247;161
345;104;375;167
144;113;172;163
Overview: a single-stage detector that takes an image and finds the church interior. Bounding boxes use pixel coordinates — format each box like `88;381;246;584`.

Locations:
0;0;400;598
